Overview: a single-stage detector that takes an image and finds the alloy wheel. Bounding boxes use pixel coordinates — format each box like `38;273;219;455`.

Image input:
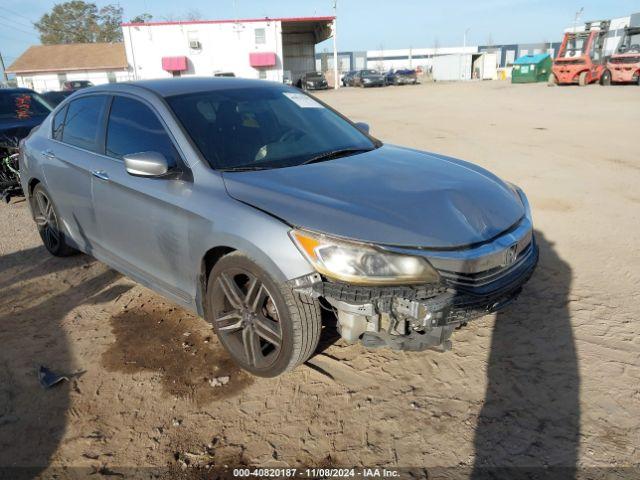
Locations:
33;190;61;252
213;270;282;369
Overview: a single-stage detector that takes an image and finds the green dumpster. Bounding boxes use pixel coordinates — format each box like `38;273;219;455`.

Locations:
512;53;552;83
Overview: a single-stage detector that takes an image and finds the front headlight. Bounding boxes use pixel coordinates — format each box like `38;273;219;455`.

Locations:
290;229;440;285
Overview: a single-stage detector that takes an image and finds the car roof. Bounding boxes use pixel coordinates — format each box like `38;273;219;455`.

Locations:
88;77;283;98
0;87;38;94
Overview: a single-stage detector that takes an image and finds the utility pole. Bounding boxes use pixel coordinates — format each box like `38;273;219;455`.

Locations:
332;0;339;89
0;51;8;83
462;28;470;81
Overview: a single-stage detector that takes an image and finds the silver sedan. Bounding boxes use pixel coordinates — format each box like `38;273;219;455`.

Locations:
20;78;537;377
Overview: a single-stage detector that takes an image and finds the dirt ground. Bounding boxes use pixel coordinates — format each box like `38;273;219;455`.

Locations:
1;81;638;478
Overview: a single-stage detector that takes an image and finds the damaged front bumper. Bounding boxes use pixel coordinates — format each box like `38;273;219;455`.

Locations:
292;223;538;352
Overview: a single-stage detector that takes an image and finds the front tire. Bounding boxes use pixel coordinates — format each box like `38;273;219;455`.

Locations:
31;184;78;257
206;252;321;377
600;70;611;86
578;71;588;87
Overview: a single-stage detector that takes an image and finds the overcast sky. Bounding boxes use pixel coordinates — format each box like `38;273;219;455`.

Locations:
2;0;638;68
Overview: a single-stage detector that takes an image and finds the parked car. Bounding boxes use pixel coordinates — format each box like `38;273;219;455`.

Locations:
384;69;418;85
42;90;74;106
1;88;52;199
62;80;94;91
0;88;52;141
214;72;236;77
353;69;385;87
21;78;537;377
298;72;329;90
341;70;357;86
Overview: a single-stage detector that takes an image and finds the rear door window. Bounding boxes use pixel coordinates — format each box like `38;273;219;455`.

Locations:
61;95;108;152
105;96;177;166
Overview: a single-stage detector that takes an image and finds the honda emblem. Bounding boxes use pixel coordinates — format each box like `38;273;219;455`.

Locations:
504;244;518;267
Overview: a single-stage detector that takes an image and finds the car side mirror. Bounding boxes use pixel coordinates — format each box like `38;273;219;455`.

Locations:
355;122;370;134
123;151;170;177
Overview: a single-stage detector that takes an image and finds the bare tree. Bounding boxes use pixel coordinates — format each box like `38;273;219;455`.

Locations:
486;33;494;47
185;8;202;21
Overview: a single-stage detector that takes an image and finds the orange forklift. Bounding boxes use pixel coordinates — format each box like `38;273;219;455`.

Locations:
549;20;611;86
606;25;640;85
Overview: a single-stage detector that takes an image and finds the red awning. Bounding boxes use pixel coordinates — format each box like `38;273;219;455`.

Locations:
162;56;188;72
249;52;276;68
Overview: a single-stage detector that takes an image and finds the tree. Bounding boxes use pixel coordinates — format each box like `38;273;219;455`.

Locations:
97;4;123;42
185;9;202;21
130;13;153;24
34;1;125;44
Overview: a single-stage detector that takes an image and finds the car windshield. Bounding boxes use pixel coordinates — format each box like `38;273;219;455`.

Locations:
167;86;377;170
362;70;378;75
560;34;588;58
306;72;323;79
0;91;52;120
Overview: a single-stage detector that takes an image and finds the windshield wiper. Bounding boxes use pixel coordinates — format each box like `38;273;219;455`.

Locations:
219;165;272;172
300;147;374;166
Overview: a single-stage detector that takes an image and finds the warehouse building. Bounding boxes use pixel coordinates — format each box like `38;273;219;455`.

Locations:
363;46;478;72
122;16;335;85
6;43;130;93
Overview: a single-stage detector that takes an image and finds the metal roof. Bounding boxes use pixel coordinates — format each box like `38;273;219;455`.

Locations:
121;16;335;28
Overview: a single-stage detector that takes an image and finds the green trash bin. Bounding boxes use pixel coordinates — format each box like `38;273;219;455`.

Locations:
512;53;553;83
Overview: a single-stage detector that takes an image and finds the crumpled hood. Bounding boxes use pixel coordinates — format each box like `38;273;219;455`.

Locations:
222;145;525;248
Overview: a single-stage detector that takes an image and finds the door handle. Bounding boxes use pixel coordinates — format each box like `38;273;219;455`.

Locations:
41;149;56;159
91;170;109;181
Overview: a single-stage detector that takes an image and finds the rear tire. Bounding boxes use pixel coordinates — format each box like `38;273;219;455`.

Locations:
31;184;78;257
206;252;321;377
548;73;558;87
578;71;588;87
600;70;611;86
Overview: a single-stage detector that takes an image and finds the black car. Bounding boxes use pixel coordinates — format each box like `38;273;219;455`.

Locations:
352;69;385;88
0;88;52;199
384;69;418;85
298;72;329;90
42;90;74;106
342;70;357;86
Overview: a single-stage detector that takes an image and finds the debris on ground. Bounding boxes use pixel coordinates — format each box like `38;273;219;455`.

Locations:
208;376;230;387
38;366;69;389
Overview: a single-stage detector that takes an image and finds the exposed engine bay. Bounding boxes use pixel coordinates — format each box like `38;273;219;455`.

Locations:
290;236;538;352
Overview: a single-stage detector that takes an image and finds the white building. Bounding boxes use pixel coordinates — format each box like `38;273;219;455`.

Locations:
122;16;335;84
6;43;130;93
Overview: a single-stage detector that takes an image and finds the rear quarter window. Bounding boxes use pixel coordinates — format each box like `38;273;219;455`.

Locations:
52;105;68;141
